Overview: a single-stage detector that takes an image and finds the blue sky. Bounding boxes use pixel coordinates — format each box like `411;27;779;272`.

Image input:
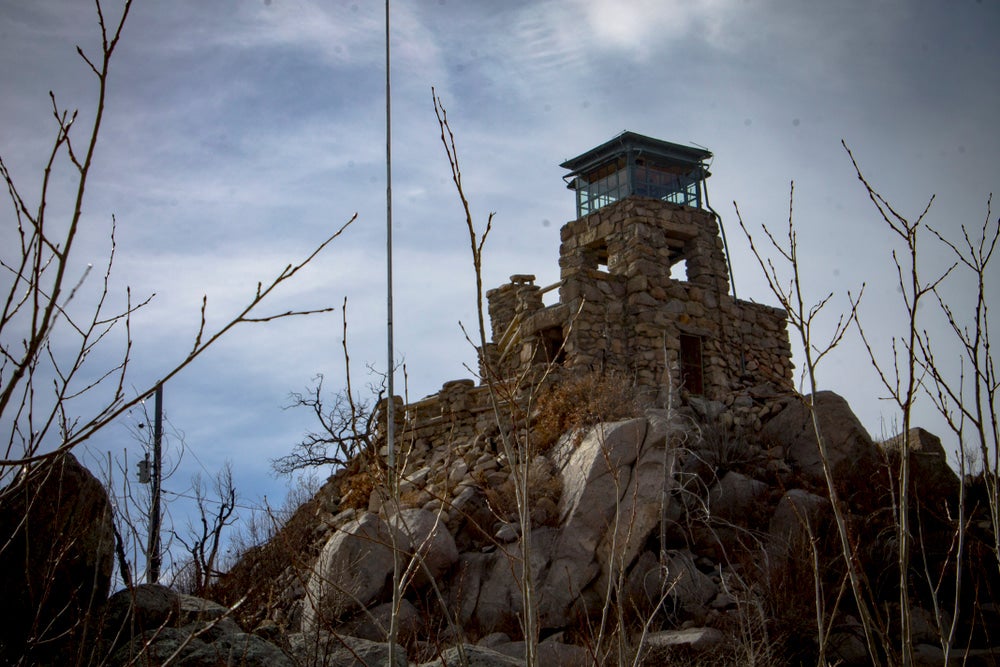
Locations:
2;0;997;571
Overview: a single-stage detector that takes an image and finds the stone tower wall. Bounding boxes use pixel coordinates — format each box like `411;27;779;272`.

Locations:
382;195;794;456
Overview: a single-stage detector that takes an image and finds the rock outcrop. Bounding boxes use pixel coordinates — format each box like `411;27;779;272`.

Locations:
104;584;293;667
880;427;960;507
762;391;883;495
0;452;115;663
209;388;984;666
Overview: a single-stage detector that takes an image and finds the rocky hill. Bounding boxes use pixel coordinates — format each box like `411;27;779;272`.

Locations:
194;385;988;667
4;384;997;666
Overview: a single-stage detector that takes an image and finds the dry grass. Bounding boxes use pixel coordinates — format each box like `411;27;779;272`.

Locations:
532;370;643;452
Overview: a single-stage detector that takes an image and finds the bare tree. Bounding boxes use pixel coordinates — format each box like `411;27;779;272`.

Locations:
0;0;356;476
843;142;957;666
736;184;889;664
921;195;998;569
273;299;381;476
0;2;355;661
737;154;992;665
273;376;379;475
173;463;238;597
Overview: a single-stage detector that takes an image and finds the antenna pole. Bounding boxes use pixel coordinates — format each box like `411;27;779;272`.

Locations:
384;0;401;660
385;0;395;484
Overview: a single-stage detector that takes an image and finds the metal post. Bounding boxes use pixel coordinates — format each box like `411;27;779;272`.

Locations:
384;2;401;661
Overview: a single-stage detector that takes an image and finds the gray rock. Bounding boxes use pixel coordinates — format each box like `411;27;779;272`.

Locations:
643;626;725;652
624;549;716;622
449;552;490;627
104;590;277;667
418;644;525;667
662;550;717;615
768;488;831;562
492;639;592;667
625;550;665;613
335;599;420;643
177;592;238;624
288;632;407;667
104;584;182;647
302;512;405;632
176;631;294;666
386;507;459;587
109;627;208;666
176;593;242;639
473;528;558;632
707;471;768;522
827;616;870;666
541;417;675;627
640;627;727;664
912;642;946;667
762;391;881;494
477;632;512;648
495;522;520;543
880;428;960;506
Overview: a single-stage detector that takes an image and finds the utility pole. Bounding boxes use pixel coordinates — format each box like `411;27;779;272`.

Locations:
146;383;163;583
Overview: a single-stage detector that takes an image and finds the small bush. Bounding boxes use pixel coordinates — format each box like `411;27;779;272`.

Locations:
532;370;643;452
482;457;563;528
340;466;378;510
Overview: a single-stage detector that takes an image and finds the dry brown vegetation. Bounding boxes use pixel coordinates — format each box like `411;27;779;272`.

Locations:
532;370;644;452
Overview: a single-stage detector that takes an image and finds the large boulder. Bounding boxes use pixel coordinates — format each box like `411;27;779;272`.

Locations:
387;507;459;588
762;391;881;495
540;416;676;627
106;588;290;667
625;549;717;620
302;512;406;633
470;527;558;632
418;644;525;667
303;508;459;636
288;632;407;667
103;583;183;652
491;638;591;666
707;471;768;523
0;452;115;663
879;427;959;507
335;599;421;643
111;627;293;667
768;489;831;547
644;627;725;651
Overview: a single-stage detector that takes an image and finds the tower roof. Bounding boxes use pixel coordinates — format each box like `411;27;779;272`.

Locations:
560;131;711;179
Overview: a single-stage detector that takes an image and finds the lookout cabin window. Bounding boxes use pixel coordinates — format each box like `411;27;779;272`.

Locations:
633;160;701;207
679;333;704;395
561;131;711;219
575;157;628;217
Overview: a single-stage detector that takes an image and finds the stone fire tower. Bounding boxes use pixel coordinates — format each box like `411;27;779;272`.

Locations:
485;131;793;405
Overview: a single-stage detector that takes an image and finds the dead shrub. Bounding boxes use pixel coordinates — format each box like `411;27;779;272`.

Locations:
483;457;563;528
340;466;378;510
532;370;643;452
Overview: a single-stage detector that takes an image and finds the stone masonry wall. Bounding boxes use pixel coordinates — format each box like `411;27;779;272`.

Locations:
383;196;794;459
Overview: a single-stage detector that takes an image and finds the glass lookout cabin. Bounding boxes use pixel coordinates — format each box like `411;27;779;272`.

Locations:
560;131;712;218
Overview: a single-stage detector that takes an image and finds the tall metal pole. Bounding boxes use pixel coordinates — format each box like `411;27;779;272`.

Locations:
385;0;395;485
146;383;163;583
384;0;401;659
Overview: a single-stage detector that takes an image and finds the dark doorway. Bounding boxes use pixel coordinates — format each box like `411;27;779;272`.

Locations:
679;334;704;395
535;326;566;365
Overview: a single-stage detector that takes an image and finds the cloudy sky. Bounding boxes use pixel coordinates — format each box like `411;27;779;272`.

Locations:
2;0;997;565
